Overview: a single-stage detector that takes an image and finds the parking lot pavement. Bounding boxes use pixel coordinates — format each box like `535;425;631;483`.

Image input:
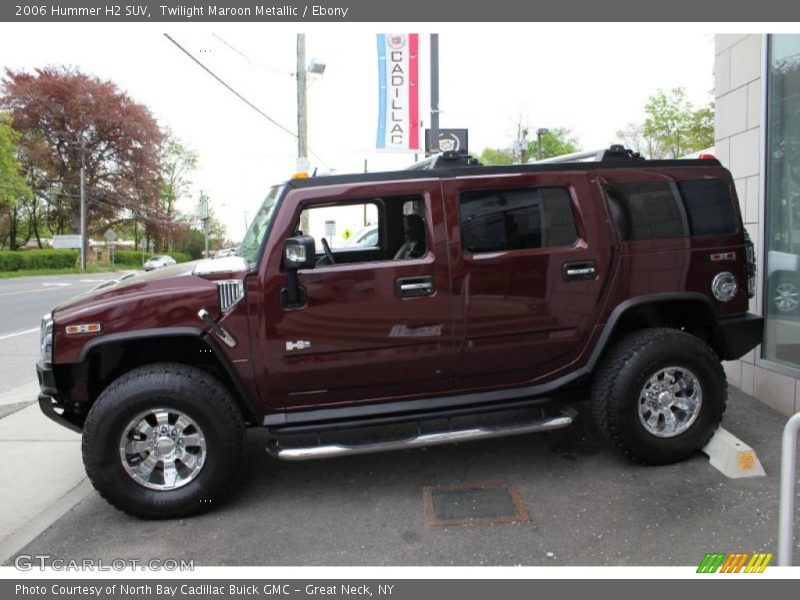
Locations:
4;386;799;567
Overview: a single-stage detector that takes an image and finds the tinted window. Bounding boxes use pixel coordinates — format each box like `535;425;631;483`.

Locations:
678;179;736;235
604;182;686;240
605;180;737;241
460;187;577;253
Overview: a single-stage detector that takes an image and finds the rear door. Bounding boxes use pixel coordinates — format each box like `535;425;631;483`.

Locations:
443;172;615;389
257;179;454;409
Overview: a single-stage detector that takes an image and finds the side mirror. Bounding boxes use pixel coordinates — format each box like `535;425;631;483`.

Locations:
283;235;316;270
281;235;315;308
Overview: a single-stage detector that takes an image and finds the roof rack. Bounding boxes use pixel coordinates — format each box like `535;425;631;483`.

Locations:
528;144;643;164
405;151;482;171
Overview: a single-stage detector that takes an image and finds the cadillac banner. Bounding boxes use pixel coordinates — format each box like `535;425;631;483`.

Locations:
376;33;419;151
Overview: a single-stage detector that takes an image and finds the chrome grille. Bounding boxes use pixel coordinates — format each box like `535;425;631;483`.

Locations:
217;280;244;311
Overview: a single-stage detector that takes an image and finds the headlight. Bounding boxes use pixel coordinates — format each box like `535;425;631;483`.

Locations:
40;312;53;364
711;271;737;302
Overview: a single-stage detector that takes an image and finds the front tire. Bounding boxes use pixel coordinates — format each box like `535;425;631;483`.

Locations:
591;328;726;465
82;363;244;518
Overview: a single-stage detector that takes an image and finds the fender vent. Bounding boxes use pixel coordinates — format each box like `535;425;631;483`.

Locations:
217;280;244;311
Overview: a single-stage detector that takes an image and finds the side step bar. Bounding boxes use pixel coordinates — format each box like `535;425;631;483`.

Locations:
267;409;576;461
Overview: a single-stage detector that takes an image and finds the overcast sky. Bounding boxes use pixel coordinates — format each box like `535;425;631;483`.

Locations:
0;23;720;241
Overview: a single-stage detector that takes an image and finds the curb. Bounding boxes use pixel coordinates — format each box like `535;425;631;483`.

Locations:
0;479;94;566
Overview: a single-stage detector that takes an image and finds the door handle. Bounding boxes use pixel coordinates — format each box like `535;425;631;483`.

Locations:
396;276;435;298
563;261;597;281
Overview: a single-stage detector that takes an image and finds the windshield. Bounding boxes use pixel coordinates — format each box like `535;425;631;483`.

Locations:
238;185;283;265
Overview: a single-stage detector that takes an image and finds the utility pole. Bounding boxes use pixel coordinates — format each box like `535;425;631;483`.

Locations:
200;191;209;258
536;127;550;161
79;140;87;270
296;33;309;173
429;34;440;156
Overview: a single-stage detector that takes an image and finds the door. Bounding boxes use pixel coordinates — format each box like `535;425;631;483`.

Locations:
443;172;614;389
260;180;454;409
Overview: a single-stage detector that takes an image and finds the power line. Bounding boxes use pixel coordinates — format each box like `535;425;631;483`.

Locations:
211;33;292;77
163;33;330;169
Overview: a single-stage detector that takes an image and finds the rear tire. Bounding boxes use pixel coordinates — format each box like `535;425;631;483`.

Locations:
591;328;726;465
82;363;244;519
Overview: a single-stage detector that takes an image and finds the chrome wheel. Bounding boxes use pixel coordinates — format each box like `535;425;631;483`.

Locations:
119;408;207;491
638;367;702;438
774;282;800;313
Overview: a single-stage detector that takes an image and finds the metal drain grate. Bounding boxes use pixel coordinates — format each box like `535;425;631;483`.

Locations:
423;483;531;527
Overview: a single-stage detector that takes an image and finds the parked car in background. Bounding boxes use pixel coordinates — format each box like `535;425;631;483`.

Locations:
143;255;176;271
342;226;379;248
215;248;239;258
766;249;800;315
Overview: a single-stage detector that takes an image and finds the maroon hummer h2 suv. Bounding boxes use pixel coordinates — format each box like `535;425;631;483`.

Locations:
37;146;763;518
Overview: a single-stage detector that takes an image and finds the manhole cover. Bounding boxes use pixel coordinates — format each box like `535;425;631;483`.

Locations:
423;483;531;527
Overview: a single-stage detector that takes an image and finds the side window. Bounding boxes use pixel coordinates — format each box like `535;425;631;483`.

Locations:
604;179;737;241
678;179;737;235
296;195;428;265
604;182;686;241
459;187;578;253
300;201;380;249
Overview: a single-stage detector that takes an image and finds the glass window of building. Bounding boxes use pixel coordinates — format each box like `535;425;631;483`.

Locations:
764;34;800;368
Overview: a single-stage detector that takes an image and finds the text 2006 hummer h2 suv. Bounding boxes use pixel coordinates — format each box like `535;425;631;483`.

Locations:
38;146;763;518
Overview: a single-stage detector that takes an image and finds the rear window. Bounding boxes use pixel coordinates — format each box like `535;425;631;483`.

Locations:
678;180;737;236
604;179;736;241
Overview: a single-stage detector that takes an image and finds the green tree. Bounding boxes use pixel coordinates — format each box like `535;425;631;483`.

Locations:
157;128;198;251
532;128;581;160
479;127;581;165
0;113;30;208
478;147;515;166
0;112;33;249
160;129;198;216
618;88;714;159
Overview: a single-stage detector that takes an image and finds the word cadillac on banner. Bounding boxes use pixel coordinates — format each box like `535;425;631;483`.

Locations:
376;33;419;151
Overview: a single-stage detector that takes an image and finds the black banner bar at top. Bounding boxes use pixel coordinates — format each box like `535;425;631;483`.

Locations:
1;0;799;22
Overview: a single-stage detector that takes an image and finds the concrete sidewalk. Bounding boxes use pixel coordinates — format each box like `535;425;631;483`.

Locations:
0;384;91;564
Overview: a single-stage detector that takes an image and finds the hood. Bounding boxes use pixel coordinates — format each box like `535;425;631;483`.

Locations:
53;256;250;321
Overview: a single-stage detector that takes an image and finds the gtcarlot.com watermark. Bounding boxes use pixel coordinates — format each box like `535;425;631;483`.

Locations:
14;554;194;571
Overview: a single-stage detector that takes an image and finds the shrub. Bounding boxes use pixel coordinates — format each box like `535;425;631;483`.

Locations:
171;252;192;263
0;252;23;271
113;251;146;267
0;249;78;271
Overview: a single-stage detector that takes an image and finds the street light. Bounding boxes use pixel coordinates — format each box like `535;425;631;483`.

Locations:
536;128;550;161
307;59;326;75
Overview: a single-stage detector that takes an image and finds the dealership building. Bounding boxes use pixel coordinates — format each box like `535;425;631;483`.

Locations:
715;34;800;416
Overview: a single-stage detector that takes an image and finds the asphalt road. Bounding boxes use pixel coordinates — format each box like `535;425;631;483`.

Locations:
0;272;117;395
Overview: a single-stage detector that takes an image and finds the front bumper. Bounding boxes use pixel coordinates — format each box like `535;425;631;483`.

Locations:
36;360;83;433
717;313;764;361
